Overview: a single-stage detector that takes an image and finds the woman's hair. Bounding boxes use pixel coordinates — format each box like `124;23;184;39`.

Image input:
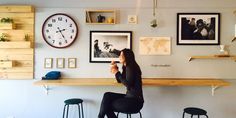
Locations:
121;48;142;75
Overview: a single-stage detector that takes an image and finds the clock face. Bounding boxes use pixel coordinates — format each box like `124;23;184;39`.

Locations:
42;13;78;48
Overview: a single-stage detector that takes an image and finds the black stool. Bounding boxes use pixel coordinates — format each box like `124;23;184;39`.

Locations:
183;107;208;118
63;98;84;118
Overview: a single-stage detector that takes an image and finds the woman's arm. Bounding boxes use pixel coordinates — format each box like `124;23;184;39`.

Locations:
115;66;135;87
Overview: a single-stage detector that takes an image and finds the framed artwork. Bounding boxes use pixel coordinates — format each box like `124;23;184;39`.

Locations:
56;58;65;68
139;37;171;55
90;31;132;63
177;13;220;45
44;58;53;68
68;58;76;68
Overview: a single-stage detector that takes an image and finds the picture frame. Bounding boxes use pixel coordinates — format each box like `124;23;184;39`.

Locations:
90;31;132;63
177;13;220;45
44;58;53;68
56;58;65;68
68;58;77;68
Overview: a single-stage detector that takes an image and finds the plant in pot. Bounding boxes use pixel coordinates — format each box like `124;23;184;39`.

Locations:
0;33;9;42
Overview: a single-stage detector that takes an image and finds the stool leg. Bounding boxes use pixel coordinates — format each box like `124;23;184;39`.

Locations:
63;104;66;118
126;114;129;118
81;103;84;118
205;115;209;118
198;115;200;118
182;112;185;118
116;112;119;117
191;114;193;118
78;104;81;118
139;112;142;118
66;105;69;118
129;114;131;118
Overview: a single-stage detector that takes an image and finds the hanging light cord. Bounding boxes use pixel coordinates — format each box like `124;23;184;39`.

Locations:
153;0;157;17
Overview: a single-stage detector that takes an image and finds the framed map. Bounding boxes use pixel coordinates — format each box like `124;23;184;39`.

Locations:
139;37;171;55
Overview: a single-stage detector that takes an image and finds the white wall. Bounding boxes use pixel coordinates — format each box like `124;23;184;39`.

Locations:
1;0;236;118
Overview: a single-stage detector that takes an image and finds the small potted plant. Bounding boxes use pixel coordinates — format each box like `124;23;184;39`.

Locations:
0;33;9;42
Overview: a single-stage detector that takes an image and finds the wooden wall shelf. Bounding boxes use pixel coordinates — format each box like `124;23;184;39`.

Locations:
86;10;116;24
0;42;31;48
0;60;14;68
0;23;16;29
0;5;34;79
189;55;236;62
34;78;230;95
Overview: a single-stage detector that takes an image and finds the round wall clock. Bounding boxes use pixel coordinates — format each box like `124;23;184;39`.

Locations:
42;13;78;48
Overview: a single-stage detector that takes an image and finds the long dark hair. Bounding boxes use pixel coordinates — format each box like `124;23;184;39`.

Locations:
121;48;142;75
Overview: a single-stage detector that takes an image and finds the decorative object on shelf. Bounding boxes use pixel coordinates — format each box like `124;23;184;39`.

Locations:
150;0;158;28
139;37;171;55
24;34;30;41
97;14;106;23
42;71;61;80
0;33;9;42
56;58;65;68
128;15;138;24
90;31;132;63
219;45;229;55
177;13;220;45
44;58;53;69
68;58;76;68
85;10;116;24
0;17;13;23
42;13;78;48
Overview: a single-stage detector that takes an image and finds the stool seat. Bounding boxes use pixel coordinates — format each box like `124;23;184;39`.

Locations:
64;98;83;105
184;107;207;115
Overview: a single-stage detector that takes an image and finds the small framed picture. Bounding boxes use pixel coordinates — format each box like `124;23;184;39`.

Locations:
56;58;65;68
44;58;53;68
128;15;138;24
68;58;77;68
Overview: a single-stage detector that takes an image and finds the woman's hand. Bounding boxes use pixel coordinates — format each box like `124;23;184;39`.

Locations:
110;61;118;74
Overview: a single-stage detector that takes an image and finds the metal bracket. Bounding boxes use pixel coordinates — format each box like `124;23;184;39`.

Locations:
211;85;219;96
43;85;50;95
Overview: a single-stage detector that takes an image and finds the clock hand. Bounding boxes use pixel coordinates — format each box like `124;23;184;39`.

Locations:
57;27;65;39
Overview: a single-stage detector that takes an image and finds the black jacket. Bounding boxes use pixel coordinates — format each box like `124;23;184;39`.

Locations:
115;65;144;102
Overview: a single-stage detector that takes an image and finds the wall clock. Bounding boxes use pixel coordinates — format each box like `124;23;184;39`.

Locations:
42;13;78;48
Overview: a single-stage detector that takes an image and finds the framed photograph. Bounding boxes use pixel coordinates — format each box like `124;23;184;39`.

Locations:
90;31;132;63
56;58;65;68
177;13;220;45
44;58;53;68
68;58;76;68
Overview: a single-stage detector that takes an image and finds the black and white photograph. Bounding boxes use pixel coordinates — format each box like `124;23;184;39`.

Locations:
177;13;220;45
90;31;132;63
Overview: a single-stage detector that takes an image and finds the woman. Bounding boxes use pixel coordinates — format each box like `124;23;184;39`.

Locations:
98;48;144;118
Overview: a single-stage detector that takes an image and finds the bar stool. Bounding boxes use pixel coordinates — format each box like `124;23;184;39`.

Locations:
183;107;208;118
63;98;84;118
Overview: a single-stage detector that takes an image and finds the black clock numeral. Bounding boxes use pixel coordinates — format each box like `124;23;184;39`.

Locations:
65;19;68;22
70;35;73;39
65;40;68;43
59;42;62;45
52;19;56;23
46;29;49;33
48;24;52;27
48;36;51;39
71;29;74;33
52;40;55;43
70;24;72;27
58;17;63;21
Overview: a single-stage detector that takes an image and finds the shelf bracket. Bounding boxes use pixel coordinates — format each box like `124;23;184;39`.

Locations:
43;85;50;95
188;57;193;62
211;85;219;96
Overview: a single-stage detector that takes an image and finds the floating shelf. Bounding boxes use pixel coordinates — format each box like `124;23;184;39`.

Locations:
0;23;16;29
189;55;236;62
85;10;116;24
34;78;230;95
0;41;31;48
0;60;15;68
